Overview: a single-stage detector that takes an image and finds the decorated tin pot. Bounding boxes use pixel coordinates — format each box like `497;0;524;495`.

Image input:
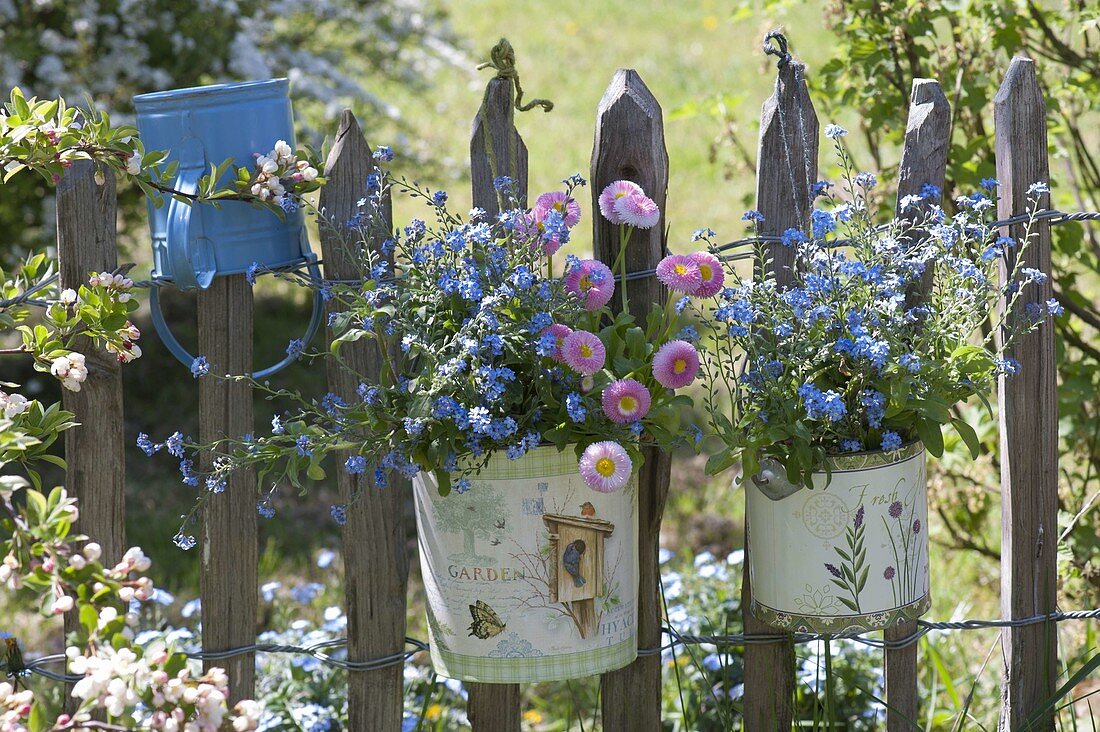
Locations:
746;442;930;633
413;445;639;683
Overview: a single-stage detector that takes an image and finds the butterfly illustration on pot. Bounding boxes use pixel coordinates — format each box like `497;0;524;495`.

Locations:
468;599;506;639
133;78;323;379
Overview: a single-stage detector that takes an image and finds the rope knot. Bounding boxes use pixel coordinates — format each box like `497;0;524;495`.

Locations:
763;30;792;69
477;38;554;113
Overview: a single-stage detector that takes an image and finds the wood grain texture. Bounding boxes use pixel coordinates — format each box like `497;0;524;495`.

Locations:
55;160;126;564
56;160;125;709
320;110;409;732
744;60;818;731
590;68;670;732
467;682;522;731
471;77;529;216
467;79;531;730
198;275;256;703
898;79;951;310
994;57;1058;732
886;78;951;732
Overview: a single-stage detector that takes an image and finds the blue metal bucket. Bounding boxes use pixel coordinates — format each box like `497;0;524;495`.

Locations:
134;79;322;377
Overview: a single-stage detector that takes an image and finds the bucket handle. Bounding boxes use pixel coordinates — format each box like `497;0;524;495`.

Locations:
148;255;325;379
165;133;216;291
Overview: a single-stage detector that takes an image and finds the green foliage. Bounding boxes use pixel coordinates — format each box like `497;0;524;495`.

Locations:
800;0;1100;604
699;139;1053;486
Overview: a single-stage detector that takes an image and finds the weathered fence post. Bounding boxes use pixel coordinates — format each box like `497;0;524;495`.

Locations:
471;76;529;212
887;78;950;731
198;268;257;701
591;68;670;732
994;56;1059;732
744;57;818;730
55;160;126;562
56;160;126;701
319;110;409;731
465;74;528;732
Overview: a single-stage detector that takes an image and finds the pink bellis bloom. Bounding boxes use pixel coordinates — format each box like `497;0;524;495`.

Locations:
535;191;582;228
579;441;633;493
652;339;700;389
598;180;643;224
517;209;564;256
562;330;606;375
564;259;615;311
613;192;661;229
541;323;573;363
601;379;652;424
656;254;703;294
690;251;725;298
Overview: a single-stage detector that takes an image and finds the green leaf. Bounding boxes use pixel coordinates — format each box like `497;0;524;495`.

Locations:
705;448;737;476
79;603;98;637
950;418;981;459
916;418;944;457
856;565;869;592
27;702;48;732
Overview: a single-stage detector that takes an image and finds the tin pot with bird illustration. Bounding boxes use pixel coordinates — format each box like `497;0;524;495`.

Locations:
413;445;639;683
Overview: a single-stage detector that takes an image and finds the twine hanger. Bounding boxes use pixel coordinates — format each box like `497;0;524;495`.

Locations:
477;38;554;113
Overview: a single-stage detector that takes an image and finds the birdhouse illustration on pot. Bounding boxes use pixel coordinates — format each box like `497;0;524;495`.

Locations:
413;446;639;683
133;79;322;377
543;513;614;638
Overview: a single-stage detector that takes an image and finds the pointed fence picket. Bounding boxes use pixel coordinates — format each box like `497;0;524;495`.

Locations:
590;68;672;732
886;77;951;731
465;71;529;732
319;110;409;731
43;48;1068;732
994;57;1059;732
742;56;817;730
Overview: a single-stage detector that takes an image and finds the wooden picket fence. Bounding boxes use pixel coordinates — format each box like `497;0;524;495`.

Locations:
54;51;1059;731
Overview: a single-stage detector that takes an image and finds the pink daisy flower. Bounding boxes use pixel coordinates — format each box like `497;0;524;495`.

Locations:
535;191;582;228
517;209;564;256
613;192;661;229
541;323;573;362
656;254;703;294
652;340;700;389
578;441;633;493
690;251;725;298
601;378;652;424
561;330;606;375
564;259;616;311
598;180;643;224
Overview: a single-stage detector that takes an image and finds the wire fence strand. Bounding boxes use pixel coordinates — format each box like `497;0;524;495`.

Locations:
11;607;1099;683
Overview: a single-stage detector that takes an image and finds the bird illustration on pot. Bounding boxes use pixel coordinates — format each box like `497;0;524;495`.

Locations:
562;539;587;587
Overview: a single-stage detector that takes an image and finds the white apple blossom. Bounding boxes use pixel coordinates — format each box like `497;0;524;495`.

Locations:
58;287;78;304
50;594;74;614
50;352;88;391
125;150;142;175
0;681;34;730
272;139;293;164
82;542;102;561
0;391;29;418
